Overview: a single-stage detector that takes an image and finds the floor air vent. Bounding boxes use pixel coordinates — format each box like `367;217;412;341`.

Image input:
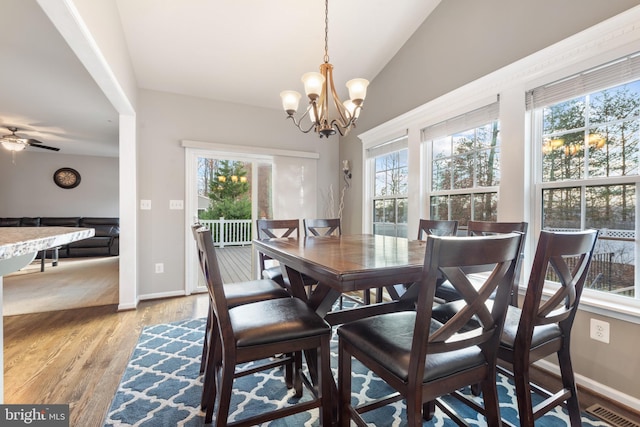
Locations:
586;404;640;427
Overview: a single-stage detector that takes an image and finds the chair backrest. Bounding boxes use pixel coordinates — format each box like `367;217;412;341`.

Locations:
417;219;458;240
195;227;234;345
516;230;599;355
413;233;523;374
256;219;301;272
256;219;300;239
303;218;342;236
466;220;528;236
465;220;529;303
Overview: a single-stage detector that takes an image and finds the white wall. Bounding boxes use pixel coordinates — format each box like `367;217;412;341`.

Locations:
0;151;118;217
136;89;339;298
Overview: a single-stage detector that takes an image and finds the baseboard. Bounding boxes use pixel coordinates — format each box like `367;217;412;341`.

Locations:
139;290;186;301
535;359;640;412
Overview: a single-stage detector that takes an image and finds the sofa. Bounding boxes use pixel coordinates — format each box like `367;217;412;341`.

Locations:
0;216;119;257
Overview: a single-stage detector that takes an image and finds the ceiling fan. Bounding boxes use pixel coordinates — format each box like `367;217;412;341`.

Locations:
1;126;60;152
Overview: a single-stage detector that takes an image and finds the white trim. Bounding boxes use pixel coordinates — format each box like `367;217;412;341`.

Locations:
181;140;319;160
139;290;187;301
535;359;640;411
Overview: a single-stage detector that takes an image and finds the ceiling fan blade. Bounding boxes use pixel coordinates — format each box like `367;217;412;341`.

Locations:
28;141;60;151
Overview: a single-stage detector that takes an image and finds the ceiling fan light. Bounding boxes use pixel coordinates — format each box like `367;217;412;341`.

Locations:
301;72;325;99
346;78;369;104
2;140;26;151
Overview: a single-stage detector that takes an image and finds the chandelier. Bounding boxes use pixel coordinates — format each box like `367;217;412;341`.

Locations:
280;0;369;138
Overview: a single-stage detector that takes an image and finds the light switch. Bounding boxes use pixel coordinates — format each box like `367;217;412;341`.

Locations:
169;200;184;210
140;200;151;210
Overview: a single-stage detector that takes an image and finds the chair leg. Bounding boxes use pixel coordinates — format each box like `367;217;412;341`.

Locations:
201;320;221;410
208;354;235;425
422;400;436;421
200;310;212;374
293;351;303;398
406;394;422;427
512;359;535;427
318;335;333;426
480;375;502;427
338;341;352;427
558;345;582;427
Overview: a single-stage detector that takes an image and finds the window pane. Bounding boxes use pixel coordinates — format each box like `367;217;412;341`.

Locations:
588;123;640;178
585;184;636;298
375;171;386;196
476;123;499;149
589;80;640;123
477;148;500;187
541;131;584;181
473;193;498;221
384;199;396;223
586;184;635;230
373;199;384;222
452;153;473;189
542;97;585;134
432;158;450;191
430;196;449;220
433;137;451;159
397;198;408;224
452;129;475;154
450;194;471;227
542;187;581;229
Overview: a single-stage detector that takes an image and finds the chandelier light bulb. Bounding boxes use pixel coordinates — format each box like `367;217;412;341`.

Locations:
301;72;325;99
346;78;369;104
280;91;301;115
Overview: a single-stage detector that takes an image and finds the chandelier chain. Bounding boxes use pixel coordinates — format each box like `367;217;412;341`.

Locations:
324;0;329;63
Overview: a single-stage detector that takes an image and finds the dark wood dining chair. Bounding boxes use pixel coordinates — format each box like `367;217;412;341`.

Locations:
380;219;459;302
256;218;317;292
337;232;523;426
435;220;528;305
190;223;291;410
497;229;598;426
303;218;356;308
417;218;459;239
303;218;342;236
195;227;333;426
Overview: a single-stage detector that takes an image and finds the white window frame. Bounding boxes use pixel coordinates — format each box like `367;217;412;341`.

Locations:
530;68;640;315
358;6;640;322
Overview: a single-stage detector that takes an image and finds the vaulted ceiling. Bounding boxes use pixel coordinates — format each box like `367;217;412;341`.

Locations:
0;0;438;157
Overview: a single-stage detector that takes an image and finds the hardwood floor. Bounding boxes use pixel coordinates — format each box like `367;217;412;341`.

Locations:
4;294;209;427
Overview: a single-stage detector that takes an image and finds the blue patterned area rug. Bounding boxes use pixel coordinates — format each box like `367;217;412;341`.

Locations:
103;317;608;426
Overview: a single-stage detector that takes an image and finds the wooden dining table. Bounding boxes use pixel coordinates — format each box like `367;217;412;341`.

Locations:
252;233;427;326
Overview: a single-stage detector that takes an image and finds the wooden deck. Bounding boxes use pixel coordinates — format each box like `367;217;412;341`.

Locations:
216;245;253;283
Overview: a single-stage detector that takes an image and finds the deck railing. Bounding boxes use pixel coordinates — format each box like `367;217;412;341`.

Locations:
199;218;252;247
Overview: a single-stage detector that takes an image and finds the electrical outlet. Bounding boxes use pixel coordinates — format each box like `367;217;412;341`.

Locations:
155;263;164;274
590;318;610;343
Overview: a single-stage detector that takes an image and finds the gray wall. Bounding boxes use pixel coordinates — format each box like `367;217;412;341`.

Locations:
339;0;640;403
0;151;118;217
136;89;339;297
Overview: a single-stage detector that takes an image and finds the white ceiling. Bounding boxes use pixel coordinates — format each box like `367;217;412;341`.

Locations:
0;0;438;157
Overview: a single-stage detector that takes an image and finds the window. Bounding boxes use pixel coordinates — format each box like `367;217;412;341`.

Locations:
532;54;640;300
369;137;408;237
424;102;500;228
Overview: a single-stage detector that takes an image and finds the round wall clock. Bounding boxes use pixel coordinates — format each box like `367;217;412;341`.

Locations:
53;167;81;189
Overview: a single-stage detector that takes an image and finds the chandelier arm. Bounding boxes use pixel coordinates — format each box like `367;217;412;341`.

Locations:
286;114;316;134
